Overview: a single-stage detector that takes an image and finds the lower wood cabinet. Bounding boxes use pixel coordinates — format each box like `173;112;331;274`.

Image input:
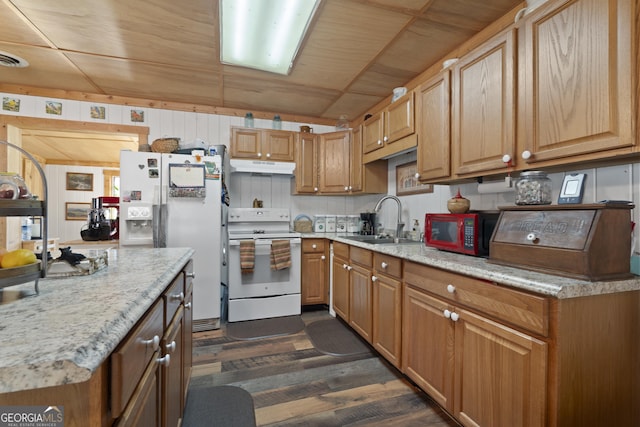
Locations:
348;246;373;343
371;253;402;368
114;260;193;427
331;242;350;320
301;239;328;305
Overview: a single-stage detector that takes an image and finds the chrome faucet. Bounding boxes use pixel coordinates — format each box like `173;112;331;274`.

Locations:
374;195;404;240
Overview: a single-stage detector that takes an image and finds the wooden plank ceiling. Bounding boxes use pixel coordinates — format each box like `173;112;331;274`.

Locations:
0;0;522;165
0;0;522;122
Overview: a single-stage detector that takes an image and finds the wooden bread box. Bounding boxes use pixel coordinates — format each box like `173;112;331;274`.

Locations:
489;203;634;281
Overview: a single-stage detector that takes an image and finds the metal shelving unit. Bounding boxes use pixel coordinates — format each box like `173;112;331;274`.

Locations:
0;140;48;295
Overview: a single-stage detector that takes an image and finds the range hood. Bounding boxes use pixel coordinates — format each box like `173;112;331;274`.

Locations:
229;158;296;175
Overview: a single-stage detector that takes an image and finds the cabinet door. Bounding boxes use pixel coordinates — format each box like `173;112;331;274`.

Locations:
114;352;160;427
386;92;414;144
230;127;261;159
416;71;451;181
264;130;294;161
318;131;350;193
362;112;384;154
301;252;327;305
349;127;362;192
372;274;402;368
402;286;454;411
161;309;184;427
452;28;516;176
332;255;350;320
349;263;372;342
454;308;547;427
518;0;635;164
295;133;318;193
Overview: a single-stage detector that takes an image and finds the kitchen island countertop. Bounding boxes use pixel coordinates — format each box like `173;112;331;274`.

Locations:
306;233;640;299
0;247;194;394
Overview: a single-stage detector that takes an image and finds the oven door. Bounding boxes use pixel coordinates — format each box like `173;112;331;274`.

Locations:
228;237;301;299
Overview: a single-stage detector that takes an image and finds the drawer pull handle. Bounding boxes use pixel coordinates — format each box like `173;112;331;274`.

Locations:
141;335;160;350
343;263;348;270
443;309;451;319
371;275;378;282
185;302;192;310
157;354;171;367
186;272;196;278
321;255;326;260
446;284;456;294
380;262;388;269
346;265;352;271
171;292;185;302
450;312;460;322
166;340;176;353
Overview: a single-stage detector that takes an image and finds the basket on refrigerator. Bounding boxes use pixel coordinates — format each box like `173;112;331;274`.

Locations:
151;137;180;153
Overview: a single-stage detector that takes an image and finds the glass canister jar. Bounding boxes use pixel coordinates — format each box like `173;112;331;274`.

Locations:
515;171;552;205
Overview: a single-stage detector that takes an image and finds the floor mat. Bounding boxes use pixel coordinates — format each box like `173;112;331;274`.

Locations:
226;315;305;340
182;385;256;427
305;317;372;356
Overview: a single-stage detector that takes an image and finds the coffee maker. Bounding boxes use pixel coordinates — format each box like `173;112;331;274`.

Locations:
360;212;376;235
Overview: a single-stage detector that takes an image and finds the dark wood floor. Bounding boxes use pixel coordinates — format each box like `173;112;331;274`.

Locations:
190;308;460;427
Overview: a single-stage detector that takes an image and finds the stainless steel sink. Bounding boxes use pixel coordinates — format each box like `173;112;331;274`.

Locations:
342;235;421;245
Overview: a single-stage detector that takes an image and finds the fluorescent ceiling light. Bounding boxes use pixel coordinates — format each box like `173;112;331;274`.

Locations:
220;0;320;75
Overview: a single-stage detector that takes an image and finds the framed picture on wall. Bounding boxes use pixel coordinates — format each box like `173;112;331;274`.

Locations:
396;161;434;196
65;202;91;221
66;172;93;191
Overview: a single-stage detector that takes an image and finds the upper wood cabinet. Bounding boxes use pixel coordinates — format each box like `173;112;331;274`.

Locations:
294;132;318;194
318;131;352;193
416;71;451;182
517;0;636;165
230;127;295;162
363;92;416;157
451;28;516;177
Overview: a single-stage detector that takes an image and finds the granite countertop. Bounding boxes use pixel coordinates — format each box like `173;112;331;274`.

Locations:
0;247;194;394
305;233;640;299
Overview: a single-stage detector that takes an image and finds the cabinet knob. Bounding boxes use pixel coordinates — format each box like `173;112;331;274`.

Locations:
347;265;353;271
446;284;455;293
170;292;185;302
141;335;160;350
502;154;512;164
521;150;532;160
185;302;192;310
257;152;262;157
414;172;420;179
348;186;352;191
186;271;195;278
321;255;326;260
344;186;349;191
377;140;383;145
156;354;171;367
166;340;176;353
450;312;460;322
314;187;319;192
383;136;388;142
312;244;317;249
443;309;451;319
380;261;388;269
266;153;271;158
343;263;348;270
371;275;378;282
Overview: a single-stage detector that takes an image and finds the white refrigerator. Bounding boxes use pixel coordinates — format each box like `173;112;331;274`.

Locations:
119;150;228;331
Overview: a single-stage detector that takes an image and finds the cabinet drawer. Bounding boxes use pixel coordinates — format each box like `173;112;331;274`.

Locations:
333;241;349;259
350;246;372;268
164;275;185;328
303;239;326;253
111;299;164;418
373;253;402;279
404;261;548;336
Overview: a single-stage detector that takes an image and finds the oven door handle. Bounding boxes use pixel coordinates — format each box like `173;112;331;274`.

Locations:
229;238;301;246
